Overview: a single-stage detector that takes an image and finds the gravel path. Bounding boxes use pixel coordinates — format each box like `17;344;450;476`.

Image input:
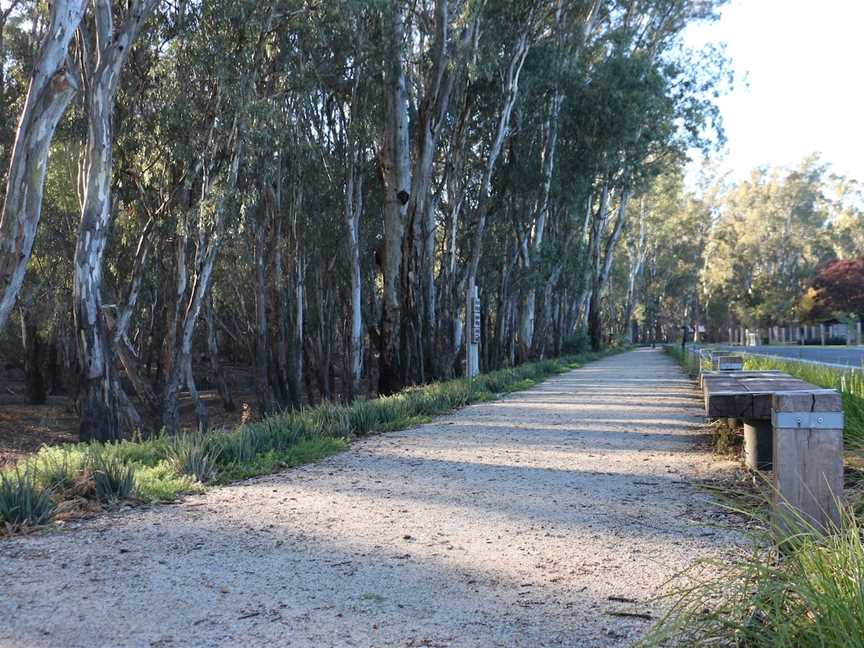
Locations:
1;348;742;647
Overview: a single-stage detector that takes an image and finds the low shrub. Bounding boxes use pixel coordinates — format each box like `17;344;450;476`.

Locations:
31;446;88;493
562;331;591;355
0;469;56;532
90;453;136;503
166;432;221;483
135;462;202;502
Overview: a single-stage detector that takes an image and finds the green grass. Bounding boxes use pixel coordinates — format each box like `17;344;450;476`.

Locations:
664;344;705;377
1;348;619;532
644;501;864;648
0;468;56;533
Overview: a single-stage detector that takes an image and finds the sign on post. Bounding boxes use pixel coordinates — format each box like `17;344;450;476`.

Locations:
467;285;480;377
472;296;481;344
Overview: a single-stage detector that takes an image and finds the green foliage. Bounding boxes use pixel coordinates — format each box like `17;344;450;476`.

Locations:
645;505;864;647
0;469;57;531
134;462;202;502
166;432;222;483
90;453;136;503
562;331;591;355
32;446;88;493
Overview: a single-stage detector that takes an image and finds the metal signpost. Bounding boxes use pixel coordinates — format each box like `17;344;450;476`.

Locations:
467;285;480;377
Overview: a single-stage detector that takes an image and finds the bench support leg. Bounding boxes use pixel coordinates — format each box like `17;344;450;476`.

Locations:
743;419;772;471
772;392;844;535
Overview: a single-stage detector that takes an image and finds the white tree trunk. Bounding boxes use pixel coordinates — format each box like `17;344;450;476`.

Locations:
74;0;158;441
0;0;85;330
378;1;412;394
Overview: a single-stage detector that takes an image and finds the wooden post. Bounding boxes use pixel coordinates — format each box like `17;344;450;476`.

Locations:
772;391;844;534
466;285;480;378
820;323;826;346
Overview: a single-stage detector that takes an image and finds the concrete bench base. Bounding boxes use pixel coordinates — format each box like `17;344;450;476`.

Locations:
743;419;772;471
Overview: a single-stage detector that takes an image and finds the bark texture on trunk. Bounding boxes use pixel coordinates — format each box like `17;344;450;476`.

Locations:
378;2;412;395
588;185;630;350
0;0;85;331
346;158;364;399
74;0;158;442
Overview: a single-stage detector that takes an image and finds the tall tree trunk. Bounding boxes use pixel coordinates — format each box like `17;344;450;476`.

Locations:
378;1;412;395
589;185;630;350
73;0;158;442
253;197;277;415
464;25;531;368
20;307;46;405
163;110;243;433
0;0;85;330
205;297;235;412
622;199;647;342
345;159;364;399
287;259;305;409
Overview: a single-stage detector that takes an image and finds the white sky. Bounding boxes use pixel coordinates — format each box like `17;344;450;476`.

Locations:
684;0;864;183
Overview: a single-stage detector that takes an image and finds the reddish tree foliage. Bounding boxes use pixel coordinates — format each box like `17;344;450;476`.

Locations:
812;258;864;316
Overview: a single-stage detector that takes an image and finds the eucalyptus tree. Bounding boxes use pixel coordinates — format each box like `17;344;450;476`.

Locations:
159;0;278;434
701;157;838;332
515;0;601;361
72;0;160;441
0;0;85;331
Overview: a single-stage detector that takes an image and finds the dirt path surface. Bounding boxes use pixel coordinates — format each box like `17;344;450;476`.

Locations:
1;348;742;647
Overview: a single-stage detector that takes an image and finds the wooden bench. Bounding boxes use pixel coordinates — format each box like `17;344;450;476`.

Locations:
700;367;844;532
709;352;744;371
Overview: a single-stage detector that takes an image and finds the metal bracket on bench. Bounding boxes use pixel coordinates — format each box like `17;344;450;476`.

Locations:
771;411;844;429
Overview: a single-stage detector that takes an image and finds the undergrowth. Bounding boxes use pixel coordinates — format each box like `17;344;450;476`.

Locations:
644;501;864;648
0;348;616;533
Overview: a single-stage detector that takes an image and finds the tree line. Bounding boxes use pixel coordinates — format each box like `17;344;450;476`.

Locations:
0;0;727;442
612;155;864;344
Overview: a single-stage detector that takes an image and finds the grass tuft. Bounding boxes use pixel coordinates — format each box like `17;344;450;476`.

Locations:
0;468;57;532
644;502;864;647
90;452;136;503
166;432;222;483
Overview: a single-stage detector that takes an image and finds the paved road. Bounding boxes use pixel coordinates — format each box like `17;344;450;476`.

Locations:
1;349;742;647
721;344;864;368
